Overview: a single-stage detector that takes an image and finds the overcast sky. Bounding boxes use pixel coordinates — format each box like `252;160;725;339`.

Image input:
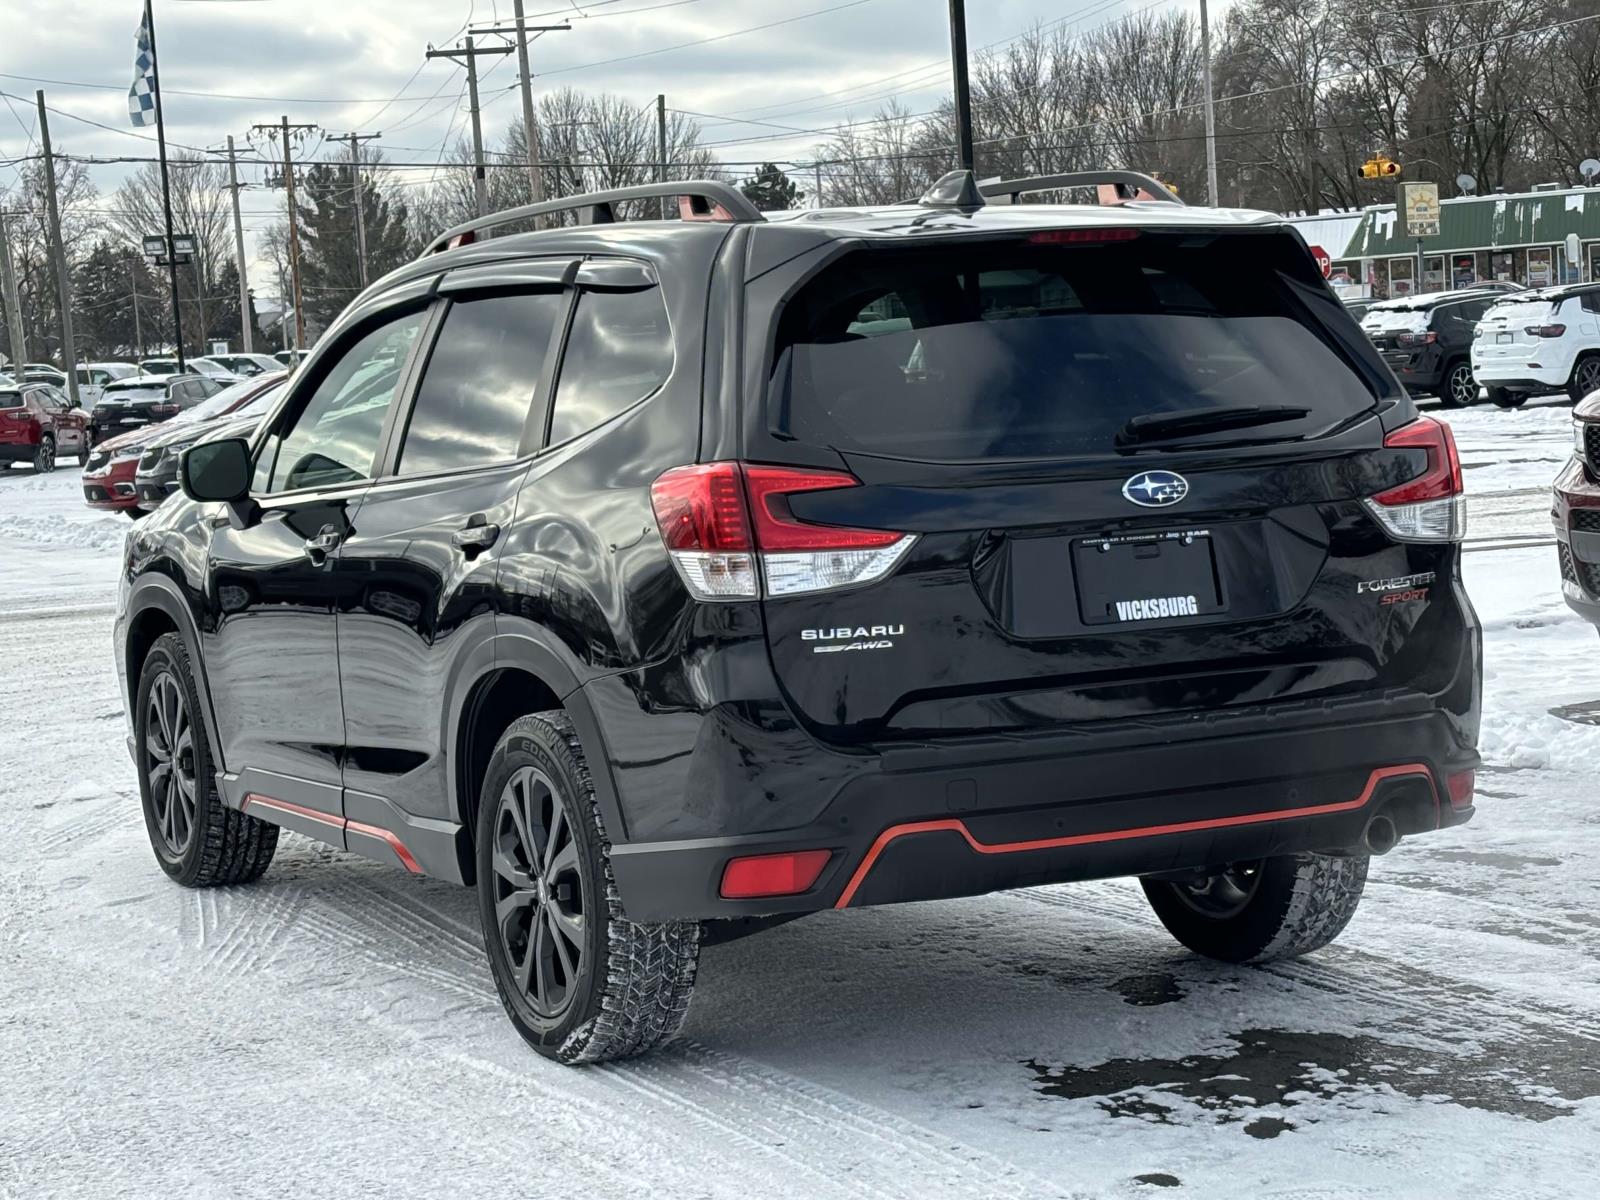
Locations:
0;0;1195;306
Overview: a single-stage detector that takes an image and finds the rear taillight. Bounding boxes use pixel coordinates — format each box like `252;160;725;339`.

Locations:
650;462;916;600
151;403;180;417
1395;331;1438;347
1526;324;1567;338
1364;416;1466;542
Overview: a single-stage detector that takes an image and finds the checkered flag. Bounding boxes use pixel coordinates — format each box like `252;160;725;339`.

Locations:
128;9;156;128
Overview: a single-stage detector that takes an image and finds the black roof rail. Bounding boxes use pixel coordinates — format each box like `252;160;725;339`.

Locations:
977;171;1184;207
424;179;764;255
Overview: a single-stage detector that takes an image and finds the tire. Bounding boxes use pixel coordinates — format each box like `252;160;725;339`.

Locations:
33;435;55;473
123;508;142;521
1438;360;1477;408
77;438;91;467
1141;852;1368;964
476;711;700;1064
1569;354;1600;404
1486;386;1526;409
135;632;278;887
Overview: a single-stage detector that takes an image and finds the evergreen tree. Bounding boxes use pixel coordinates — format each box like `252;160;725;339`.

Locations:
205;260;257;351
739;163;803;212
296;160;411;332
74;240;161;359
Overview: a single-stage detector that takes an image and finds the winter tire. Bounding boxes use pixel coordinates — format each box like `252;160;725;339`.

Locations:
1141;852;1368;964
1439;360;1477;408
135;632;278;887
1487;386;1526;409
1569;355;1600;404
476;711;699;1064
33;435;55;473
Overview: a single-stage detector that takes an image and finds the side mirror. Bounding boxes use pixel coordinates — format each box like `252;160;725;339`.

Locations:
180;437;256;527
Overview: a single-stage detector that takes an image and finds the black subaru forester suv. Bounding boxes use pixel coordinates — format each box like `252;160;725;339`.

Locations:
115;172;1481;1063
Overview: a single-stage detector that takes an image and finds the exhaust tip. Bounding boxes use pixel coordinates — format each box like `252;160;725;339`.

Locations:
1363;813;1399;856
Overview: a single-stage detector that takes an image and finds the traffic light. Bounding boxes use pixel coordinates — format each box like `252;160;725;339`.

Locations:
1361;156;1402;179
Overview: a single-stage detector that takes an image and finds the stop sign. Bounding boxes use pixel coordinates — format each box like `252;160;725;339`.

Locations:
1308;244;1332;278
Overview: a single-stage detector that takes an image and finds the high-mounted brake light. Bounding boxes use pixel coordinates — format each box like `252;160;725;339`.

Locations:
650;462;917;600
1364;416;1465;542
1027;227;1142;245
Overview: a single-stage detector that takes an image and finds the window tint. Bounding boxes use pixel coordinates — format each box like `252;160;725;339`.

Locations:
1583;292;1600;314
547;287;673;446
254;310;424;494
771;235;1381;462
0;391;22;409
397;291;561;476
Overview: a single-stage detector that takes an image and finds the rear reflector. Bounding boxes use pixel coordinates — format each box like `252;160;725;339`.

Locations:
1364;416;1466;542
1447;770;1475;810
720;849;832;899
650;462;916;600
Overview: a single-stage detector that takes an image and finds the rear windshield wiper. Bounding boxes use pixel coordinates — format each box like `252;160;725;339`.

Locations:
1116;404;1311;448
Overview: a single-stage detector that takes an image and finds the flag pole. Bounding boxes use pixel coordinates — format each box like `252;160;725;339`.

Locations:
143;0;185;370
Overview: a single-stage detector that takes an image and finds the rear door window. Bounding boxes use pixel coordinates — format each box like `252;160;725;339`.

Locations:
770;234;1384;462
547;287;673;446
396;290;563;477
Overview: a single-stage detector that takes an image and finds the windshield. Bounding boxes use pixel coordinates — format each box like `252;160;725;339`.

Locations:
141;361;178;376
770;233;1382;461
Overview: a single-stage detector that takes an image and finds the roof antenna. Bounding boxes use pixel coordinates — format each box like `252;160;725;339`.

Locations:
918;170;985;212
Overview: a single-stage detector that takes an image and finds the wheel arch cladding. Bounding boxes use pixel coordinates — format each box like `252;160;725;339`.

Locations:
126;578;227;775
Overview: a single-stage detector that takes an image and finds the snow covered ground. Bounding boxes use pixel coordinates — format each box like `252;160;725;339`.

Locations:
1;398;1595;1199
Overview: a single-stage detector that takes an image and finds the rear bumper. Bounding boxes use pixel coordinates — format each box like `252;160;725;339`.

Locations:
1469;367;1568;391
608;707;1479;922
0;442;41;464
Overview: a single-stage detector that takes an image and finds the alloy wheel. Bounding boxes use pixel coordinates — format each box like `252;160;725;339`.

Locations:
491;766;586;1019
1170;862;1262;919
1578;359;1600;397
144;671;197;856
1449;364;1477;406
35;439;55;473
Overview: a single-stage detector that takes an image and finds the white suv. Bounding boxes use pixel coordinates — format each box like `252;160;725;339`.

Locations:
1471;285;1600;408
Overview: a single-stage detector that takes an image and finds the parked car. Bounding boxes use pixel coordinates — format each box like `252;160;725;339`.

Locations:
76;361;139;406
0;381;91;472
272;349;312;369
1470;283;1600;408
1342;296;1382;322
133;373;286;510
207;353;282;378
88;374;223;446
1360;287;1519;406
116;173;1479;1064
22;363;68;388
139;356;242;384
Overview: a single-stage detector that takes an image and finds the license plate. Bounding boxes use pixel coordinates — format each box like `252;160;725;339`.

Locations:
1073;531;1225;625
1496;331;1512;344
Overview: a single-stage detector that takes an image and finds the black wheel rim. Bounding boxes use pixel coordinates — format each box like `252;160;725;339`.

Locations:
1170;862;1262;919
37;441;55;472
1450;365;1476;406
491;766;585;1019
1580;361;1600;395
144;671;197;856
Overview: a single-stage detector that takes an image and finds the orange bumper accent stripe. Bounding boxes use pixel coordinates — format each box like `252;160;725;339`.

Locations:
833;764;1436;909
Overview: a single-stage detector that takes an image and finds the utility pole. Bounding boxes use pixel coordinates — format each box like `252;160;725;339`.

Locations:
224;135;253;352
1200;0;1218;207
327;132;381;287
814;162;824;210
128;257;144;357
253;117;317;352
947;0;975;173
475;7;569;226
427;37;513;217
0;212;27;372
656;94;670;219
35;92;80;406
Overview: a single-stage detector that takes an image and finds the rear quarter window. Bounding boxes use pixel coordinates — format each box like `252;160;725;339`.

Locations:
547;287;673;446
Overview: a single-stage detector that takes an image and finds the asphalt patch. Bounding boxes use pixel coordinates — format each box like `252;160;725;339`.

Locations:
1029;1027;1596;1129
1114;972;1185;1007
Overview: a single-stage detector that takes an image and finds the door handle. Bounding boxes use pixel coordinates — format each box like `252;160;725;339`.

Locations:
303;525;343;565
452;515;501;556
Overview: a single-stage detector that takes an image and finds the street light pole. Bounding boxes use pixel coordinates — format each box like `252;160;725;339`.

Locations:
947;0;975;173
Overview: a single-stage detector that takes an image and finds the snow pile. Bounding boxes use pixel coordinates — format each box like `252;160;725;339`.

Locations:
0;512;129;552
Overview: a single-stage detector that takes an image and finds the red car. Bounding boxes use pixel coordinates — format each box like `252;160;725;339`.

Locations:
81;372;284;517
1557;394;1600;633
0;382;90;473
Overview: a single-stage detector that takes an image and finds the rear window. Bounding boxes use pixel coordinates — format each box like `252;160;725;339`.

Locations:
769;232;1381;461
0;391;23;408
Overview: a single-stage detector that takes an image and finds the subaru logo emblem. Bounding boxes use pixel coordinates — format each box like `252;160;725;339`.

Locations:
1122;470;1189;508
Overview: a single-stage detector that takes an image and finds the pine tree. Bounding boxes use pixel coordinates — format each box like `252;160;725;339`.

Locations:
739;163;804;212
296;161;411;332
74;240;160;360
